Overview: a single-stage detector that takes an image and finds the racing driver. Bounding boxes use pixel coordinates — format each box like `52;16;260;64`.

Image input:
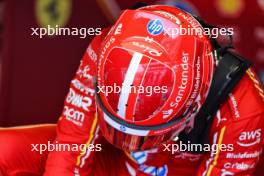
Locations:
0;5;264;176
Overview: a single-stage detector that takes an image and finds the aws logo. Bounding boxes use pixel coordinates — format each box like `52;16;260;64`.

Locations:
35;0;72;28
237;129;261;147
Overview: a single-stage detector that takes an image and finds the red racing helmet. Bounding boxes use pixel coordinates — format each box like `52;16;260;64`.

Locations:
95;5;215;151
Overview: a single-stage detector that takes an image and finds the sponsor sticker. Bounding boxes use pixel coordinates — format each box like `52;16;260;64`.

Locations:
63;106;85;126
226;150;262;159
170;51;189;108
66;88;93;111
120;125;126;132
224;162;255;171
114;23;123;35
237;129;261;147
147;19;164;36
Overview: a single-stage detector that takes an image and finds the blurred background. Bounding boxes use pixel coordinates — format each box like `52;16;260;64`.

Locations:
0;0;263;175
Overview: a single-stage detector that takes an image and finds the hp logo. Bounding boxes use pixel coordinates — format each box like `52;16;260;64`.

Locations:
147;19;164;35
120;125;126;132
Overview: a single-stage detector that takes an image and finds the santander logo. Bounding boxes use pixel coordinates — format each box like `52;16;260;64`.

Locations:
237;129;261;147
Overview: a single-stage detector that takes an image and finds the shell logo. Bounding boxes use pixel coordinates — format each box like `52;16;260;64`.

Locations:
216;0;245;18
35;0;72;28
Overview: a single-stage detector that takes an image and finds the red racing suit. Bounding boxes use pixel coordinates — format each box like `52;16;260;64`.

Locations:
0;30;264;176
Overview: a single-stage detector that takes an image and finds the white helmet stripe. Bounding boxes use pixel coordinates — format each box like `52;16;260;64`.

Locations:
117;52;143;118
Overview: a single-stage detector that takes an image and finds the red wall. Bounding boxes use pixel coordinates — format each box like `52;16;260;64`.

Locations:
0;0;110;126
